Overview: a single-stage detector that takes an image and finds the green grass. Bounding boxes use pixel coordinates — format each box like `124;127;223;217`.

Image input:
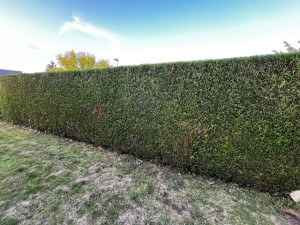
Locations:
0;121;299;225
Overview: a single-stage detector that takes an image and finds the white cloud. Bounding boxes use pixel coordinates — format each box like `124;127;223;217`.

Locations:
59;16;121;45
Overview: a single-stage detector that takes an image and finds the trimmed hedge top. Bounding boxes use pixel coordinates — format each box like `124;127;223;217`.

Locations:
0;53;299;193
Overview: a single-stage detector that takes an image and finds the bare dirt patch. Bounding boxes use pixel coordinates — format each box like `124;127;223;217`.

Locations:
94;169;132;192
55;185;70;192
6;206;17;218
87;163;106;174
75;177;90;183
50;169;64;177
5;198;33;221
74;214;89;225
20;150;33;156
117;208;147;225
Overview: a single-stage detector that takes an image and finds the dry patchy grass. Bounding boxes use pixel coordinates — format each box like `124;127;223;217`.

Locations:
0;121;299;225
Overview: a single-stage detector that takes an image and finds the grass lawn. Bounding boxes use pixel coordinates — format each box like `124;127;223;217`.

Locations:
0;121;299;225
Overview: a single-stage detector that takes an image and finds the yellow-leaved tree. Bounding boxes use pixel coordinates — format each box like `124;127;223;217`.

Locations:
94;59;110;69
77;52;96;69
46;50;111;72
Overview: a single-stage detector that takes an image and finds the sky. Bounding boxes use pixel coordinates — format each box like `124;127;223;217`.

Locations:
0;0;300;73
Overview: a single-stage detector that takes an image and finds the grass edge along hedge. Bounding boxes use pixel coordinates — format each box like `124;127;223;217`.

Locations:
0;53;299;193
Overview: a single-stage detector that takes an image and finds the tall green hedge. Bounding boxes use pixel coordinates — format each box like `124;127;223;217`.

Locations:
0;53;299;193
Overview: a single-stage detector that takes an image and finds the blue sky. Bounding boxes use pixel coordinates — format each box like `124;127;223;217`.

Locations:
1;0;300;72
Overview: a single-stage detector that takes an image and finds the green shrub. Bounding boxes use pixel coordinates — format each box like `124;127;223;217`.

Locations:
0;53;299;193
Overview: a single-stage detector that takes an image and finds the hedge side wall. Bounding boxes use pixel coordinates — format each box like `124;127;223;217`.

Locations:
0;53;299;193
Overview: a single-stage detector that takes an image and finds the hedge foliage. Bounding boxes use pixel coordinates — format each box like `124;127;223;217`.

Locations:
0;53;299;193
